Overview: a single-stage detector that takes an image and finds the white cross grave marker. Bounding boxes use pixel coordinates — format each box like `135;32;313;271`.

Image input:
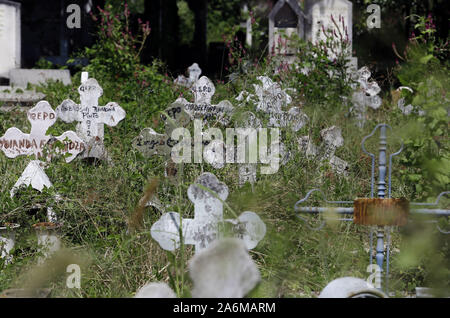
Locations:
174;63;202;88
56;77;126;159
350;66;382;128
0;101;85;196
252;76;308;132
176;76;234;125
151;172;266;253
298;126;349;176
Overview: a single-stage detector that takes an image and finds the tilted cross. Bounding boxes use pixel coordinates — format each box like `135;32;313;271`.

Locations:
176;76;234;125
174;63;202;88
56;77;126;160
294;124;450;293
151;172;266;253
252;76;308;132
133;100;191;180
298;126;349;176
0;101;85;196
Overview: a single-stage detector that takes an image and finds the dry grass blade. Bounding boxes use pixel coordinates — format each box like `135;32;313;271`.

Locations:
128;177;159;233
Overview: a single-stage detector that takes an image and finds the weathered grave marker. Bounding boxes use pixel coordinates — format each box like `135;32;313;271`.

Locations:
305;0;353;59
268;0;304;64
0;101;85;196
188;238;261;298
174;63;202;88
252;76;308;132
56;77;126;160
176;76;234;125
151;172;266;253
298;126;349;176
350;66;382;128
134;238;261;298
133;100;191;180
236;111;261;187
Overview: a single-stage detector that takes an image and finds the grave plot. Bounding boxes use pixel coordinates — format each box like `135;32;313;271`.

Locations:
175;76;234;125
298;126;349;176
237;76;308;132
151;172;266;253
56;77;126;160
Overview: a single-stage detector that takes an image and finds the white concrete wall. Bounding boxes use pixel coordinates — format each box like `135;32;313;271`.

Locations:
0;1;21;78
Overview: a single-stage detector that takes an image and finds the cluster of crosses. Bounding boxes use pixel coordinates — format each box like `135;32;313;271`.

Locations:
0;72;126;263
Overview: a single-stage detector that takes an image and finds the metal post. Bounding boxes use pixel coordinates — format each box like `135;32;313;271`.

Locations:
375;125;387;290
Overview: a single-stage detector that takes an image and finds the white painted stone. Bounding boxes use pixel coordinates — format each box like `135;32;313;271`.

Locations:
189;238;261;298
134;282;176;298
56;78;126;159
151;173;266;253
0;1;20;78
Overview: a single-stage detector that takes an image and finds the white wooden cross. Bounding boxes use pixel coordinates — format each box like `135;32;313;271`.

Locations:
151;172;266;253
176;76;234;125
243;76;308;132
0;100;85;196
350;66;382;128
56;75;126;159
298;126;349;176
174;63;202;88
133;100;191;180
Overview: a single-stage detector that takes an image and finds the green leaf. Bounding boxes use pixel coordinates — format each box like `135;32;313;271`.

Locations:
419;55;433;64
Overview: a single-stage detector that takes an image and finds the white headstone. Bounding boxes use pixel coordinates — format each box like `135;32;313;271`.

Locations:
305;0;353;58
56;78;126;160
189;238;261;298
151;173;266;253
0;0;20;78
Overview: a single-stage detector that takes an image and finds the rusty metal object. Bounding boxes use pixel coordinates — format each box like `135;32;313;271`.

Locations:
354;198;409;226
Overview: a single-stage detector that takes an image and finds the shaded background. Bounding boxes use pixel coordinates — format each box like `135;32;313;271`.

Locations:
15;0;450;79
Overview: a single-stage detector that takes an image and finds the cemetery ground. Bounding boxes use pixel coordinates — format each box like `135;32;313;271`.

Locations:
0;68;447;297
0;3;448;297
